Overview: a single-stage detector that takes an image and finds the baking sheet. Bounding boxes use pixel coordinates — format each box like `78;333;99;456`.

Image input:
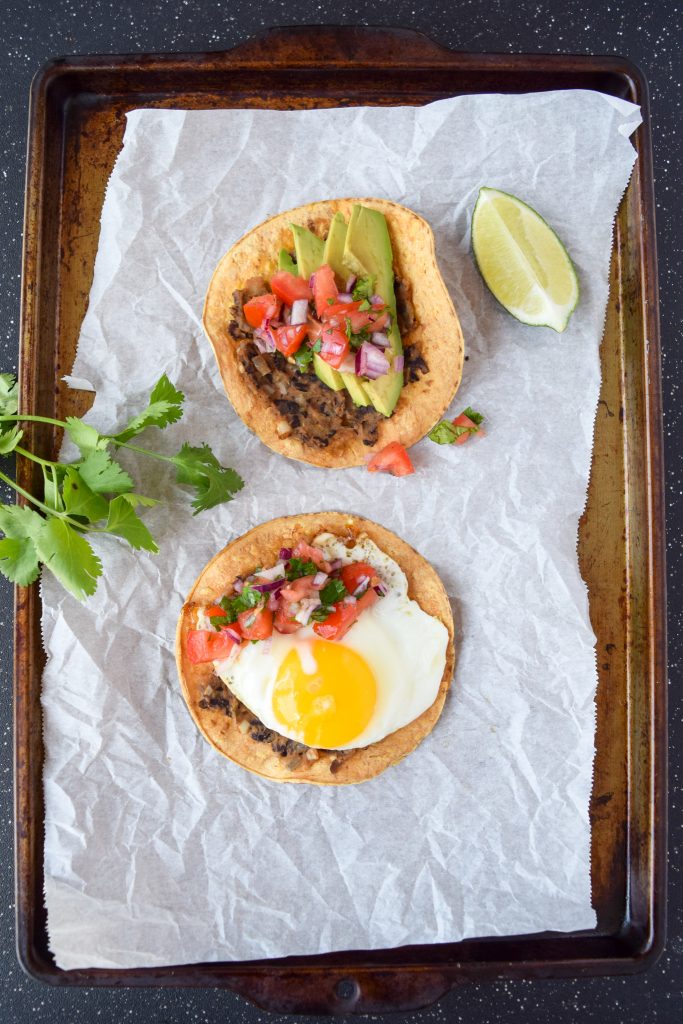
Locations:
41;91;640;969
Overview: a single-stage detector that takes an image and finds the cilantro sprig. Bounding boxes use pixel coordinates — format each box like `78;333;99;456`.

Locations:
210;583;263;627
0;372;244;600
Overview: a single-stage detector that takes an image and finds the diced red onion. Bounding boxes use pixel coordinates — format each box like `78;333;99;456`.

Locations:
356;342;390;380
233;578;244;594
260;635;273;655
370;294;384;305
371;331;390;348
257;561;286;581
290;299;308;325
269;319;283;329
327;316;341;328
337;292;354;303
393;354;405;373
353;576;370;596
345;274;356;291
267;592;279;611
374;580;389;596
252;578;286;594
253;327;276;353
279;547;293;560
309;273;316;290
343;594;357;605
313;571;328;588
224;627;241;643
295;597;321;625
330;559;343;571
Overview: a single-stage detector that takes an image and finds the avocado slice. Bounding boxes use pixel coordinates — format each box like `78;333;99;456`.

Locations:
291;224;324;281
312;352;345;392
343;205;403;417
321;212;373;407
278;248;297;274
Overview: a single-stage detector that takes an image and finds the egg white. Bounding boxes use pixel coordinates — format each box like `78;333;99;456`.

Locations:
211;537;449;750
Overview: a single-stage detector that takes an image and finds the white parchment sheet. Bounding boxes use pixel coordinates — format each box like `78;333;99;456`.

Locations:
41;92;641;969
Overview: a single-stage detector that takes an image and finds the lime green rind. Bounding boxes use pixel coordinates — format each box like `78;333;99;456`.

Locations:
472;186;579;333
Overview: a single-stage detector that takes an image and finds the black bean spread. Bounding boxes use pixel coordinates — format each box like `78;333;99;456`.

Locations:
199;674;349;774
228;275;427;448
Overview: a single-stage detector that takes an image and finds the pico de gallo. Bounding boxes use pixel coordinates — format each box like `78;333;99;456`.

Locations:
243;267;403;380
186;539;388;664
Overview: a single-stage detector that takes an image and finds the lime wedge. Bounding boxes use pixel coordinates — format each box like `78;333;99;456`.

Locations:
472;187;579;332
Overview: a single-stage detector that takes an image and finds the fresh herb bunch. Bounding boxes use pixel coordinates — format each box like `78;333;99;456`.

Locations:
0;373;243;600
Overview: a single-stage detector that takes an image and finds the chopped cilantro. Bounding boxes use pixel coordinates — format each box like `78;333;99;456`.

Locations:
358;299;371;311
428;421;468;445
326;297;335;305
319;578;347;605
463;407;484;426
352;276;375;301
294;346;314;371
310;606;332;623
311;339;322;353
286;557;318;580
215;583;263;623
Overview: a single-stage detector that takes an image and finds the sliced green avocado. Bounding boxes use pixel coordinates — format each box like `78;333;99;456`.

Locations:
291;224;324;281
278;248;297;274
343;205;403;417
322;212;372;407
312;352;345;392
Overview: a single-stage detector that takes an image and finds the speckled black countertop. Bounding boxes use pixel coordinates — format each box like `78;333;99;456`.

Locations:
0;1;680;1022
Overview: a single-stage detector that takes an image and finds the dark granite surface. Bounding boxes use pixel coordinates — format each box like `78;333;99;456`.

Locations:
0;1;680;1021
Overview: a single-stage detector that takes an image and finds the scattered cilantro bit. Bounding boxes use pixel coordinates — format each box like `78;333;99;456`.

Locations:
352;276;375;302
319;578;347;605
0;372;244;600
428;421;467;445
462;407;484;426
285;557;318;580
311;339;322;353
326;297;335;305
358;299;371;312
310;606;332;623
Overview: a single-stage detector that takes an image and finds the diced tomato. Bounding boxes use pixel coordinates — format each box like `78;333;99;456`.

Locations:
322;300;363;320
367;441;415;477
313;264;338;317
313;589;378;642
365;310;390;333
452;412;480;445
274;603;304;634
280;574;318;603
186;628;240;664
292;541;330;572
273;323;308;356
238;605;273;640
319;327;350;369
206;604;226;619
340;561;380;596
306;318;324;343
242;293;281;329
270;271;312;305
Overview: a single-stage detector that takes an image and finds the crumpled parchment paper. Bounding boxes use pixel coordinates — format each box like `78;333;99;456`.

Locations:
41;91;641;969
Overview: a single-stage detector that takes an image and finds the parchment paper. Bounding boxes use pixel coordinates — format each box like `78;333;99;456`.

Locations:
42;92;641;969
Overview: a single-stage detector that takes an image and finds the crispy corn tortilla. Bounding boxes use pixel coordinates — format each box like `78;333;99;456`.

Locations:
203;198;464;468
176;512;455;785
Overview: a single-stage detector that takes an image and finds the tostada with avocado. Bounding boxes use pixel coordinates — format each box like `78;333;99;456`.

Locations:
203;198;464;468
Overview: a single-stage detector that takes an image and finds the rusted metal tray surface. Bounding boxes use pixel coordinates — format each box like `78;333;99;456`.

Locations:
14;26;666;1015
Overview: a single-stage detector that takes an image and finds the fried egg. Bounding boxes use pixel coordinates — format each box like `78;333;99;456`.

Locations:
211;536;449;751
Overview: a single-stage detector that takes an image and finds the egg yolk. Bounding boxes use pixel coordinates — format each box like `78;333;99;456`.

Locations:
272;639;377;749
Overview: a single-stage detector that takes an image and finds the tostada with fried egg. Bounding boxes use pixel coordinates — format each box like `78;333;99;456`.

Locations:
176;512;455;784
202;199;464;468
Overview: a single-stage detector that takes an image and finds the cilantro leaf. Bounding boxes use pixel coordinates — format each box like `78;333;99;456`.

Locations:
105;495;159;553
0;374;18;416
117;492;159;508
65;418;108;458
428;421;470;445
0;503;44;542
62;467;110;522
0;425;23;455
285;557;317;581
462;407;484;426
310;606;332;623
319;578;347;605
216;583;263;623
0;536;40;586
113;374;184;443
294;346;314;371
352;276;375;302
78;450;134;495
35;518;102;601
171;443;244;515
311;339;322;354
